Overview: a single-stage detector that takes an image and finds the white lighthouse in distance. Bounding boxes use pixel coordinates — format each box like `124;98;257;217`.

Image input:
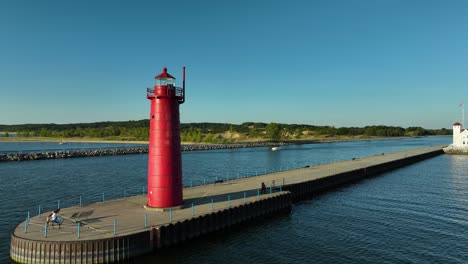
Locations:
452;122;468;147
444;101;468;154
444;122;468;154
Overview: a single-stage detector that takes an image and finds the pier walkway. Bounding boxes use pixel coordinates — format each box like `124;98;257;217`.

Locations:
11;145;445;263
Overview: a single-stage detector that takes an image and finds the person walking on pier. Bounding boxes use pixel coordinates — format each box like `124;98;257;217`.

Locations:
46;209;63;228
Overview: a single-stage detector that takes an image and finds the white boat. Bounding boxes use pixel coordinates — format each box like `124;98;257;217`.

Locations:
59;141;67;145
271;147;279;151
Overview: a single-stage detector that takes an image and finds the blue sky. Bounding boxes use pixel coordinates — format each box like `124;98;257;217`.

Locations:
0;0;467;129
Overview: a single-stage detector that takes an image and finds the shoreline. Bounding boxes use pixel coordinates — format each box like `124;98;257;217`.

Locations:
0;135;449;145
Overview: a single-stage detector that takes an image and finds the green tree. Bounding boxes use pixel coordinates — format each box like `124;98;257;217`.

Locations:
327;127;336;136
63;129;74;137
265;123;281;141
336;127;350;136
282;127;292;140
193;130;202;143
364;126;377;136
294;128;303;139
203;133;214;143
4;132;9;138
112;127;121;136
249;127;259;138
180;131;188;142
39;128;50;137
76;127;85;137
229;125;234;140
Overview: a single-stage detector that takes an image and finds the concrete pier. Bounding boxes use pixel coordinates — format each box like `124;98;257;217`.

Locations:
10;145;445;263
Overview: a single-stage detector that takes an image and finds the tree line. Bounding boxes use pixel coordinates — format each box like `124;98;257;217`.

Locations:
0;120;452;142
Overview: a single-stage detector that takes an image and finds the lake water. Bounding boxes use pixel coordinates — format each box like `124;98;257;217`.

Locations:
0;141;146;153
2;136;468;263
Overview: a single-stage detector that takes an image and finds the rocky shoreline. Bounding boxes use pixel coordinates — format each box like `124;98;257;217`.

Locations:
0;142;288;162
442;145;468;155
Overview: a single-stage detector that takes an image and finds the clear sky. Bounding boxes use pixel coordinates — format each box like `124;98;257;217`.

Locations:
1;0;467;129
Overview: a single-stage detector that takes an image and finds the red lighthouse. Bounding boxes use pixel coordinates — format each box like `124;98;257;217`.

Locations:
146;67;185;208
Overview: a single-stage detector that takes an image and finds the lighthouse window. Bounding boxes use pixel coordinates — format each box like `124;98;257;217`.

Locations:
156;79;166;86
155;77;175;86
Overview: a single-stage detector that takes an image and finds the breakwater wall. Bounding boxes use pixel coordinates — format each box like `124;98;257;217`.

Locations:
0;142;287;162
10;192;291;263
284;147;444;201
152;192;291;249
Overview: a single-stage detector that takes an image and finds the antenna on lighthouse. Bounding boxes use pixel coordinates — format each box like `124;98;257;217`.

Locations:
460;101;465;128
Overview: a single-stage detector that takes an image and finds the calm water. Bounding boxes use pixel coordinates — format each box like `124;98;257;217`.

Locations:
0;141;146;153
2;136;468;263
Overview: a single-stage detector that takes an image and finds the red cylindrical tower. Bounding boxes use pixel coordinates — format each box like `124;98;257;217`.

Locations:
146;67;185;208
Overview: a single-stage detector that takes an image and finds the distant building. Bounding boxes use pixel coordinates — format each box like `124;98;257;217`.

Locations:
452;122;468;147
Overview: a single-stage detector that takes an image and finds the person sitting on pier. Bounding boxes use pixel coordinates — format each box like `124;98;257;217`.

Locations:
261;182;267;194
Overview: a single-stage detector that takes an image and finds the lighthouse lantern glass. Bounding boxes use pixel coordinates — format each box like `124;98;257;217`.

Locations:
156;77;175;86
